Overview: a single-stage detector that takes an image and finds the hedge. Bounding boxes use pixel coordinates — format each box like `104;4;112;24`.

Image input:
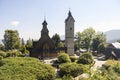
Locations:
58;53;71;63
0;57;56;80
59;63;87;77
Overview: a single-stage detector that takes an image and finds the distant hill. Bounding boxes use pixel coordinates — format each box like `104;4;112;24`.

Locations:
60;30;120;43
1;30;120;44
105;30;120;43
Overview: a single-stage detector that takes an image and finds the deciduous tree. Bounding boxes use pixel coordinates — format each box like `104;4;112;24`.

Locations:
3;30;20;50
92;32;106;54
81;27;95;51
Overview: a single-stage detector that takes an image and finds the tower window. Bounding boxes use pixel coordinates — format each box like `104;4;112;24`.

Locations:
70;27;72;30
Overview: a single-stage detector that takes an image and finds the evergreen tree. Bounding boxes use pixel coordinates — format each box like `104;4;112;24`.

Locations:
26;38;32;48
52;33;60;48
21;38;25;45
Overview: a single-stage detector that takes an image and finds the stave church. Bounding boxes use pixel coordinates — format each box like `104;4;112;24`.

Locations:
30;11;75;59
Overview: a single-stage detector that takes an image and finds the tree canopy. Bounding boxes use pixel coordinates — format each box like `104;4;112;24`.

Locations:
26;38;32;48
75;27;107;54
3;30;20;50
92;32;107;53
52;33;61;48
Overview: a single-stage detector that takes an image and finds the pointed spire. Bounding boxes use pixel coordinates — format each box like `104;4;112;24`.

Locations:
42;12;47;26
42;20;47;26
65;10;75;22
68;8;72;16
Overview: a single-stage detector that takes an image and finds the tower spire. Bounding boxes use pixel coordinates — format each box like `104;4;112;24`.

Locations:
65;10;75;22
68;8;72;16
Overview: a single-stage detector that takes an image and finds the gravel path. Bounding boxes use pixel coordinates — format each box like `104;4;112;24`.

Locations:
92;56;106;70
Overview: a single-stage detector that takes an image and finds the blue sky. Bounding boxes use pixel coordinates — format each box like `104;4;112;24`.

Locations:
0;0;120;40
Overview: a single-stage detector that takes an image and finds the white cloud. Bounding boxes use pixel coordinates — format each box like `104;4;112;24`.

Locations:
10;21;20;26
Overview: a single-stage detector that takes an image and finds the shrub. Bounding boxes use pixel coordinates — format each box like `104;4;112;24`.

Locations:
100;60;120;79
70;56;77;62
0;56;3;60
0;51;6;58
62;75;73;80
58;53;71;63
0;56;3;66
0;57;56;80
59;63;87;77
6;50;22;57
113;63;120;74
55;75;74;80
77;52;94;65
88;67;120;80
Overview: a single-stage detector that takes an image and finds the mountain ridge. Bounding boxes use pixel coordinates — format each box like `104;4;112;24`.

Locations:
0;29;120;44
104;29;120;43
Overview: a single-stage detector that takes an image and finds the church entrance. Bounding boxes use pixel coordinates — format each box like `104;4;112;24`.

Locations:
43;43;49;58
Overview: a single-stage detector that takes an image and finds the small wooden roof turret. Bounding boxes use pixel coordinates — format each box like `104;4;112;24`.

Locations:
41;20;49;37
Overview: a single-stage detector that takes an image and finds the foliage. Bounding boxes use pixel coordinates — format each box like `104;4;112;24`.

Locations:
59;63;87;77
6;50;22;57
26;38;32;48
98;60;120;80
58;53;71;63
104;60;119;67
74;32;81;50
92;32;106;53
20;45;29;55
3;30;20;50
77;52;94;65
0;49;28;58
0;56;3;60
70;56;77;62
87;69;119;80
21;38;25;45
52;33;61;48
55;75;74;80
0;57;56;80
59;42;64;47
0;50;6;58
0;44;4;51
81;27;95;51
19;38;30;55
75;28;107;54
61;75;73;80
104;60;120;74
78;67;120;80
113;63;120;74
98;43;107;54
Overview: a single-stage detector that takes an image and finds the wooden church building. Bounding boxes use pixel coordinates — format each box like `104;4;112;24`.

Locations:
30;20;57;59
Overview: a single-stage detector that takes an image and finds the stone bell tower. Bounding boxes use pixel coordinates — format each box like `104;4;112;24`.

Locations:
65;10;75;55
